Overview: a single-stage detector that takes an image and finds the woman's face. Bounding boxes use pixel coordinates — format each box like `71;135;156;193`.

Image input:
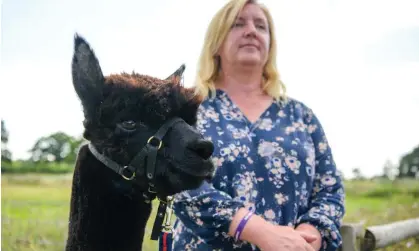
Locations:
218;3;270;69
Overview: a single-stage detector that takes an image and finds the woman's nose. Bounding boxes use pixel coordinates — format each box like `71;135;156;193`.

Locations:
244;23;257;36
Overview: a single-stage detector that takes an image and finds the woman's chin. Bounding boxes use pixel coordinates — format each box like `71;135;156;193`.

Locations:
237;54;263;66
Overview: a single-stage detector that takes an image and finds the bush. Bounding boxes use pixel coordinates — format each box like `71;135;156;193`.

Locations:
364;187;402;198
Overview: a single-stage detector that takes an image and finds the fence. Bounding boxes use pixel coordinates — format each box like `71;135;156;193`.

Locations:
339;218;419;251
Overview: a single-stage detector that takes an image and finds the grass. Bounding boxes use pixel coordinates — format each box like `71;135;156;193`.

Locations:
2;174;419;251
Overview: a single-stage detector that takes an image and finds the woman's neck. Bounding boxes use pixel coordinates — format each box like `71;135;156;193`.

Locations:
217;66;266;98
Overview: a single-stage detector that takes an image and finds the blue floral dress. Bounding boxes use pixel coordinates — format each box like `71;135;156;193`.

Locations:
172;89;345;251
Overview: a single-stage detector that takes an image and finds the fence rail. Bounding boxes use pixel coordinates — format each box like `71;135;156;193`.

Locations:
340;218;419;251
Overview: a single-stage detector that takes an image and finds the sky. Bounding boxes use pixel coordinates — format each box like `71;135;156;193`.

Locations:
1;0;419;178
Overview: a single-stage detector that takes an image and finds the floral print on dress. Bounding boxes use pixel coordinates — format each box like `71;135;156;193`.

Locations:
172;90;345;251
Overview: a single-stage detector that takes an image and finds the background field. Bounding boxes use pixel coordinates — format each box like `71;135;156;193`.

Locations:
2;173;419;251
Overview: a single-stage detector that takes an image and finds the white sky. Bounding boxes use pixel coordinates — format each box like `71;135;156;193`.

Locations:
1;0;419;178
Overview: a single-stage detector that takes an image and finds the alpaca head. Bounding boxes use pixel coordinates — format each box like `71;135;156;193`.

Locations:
71;34;214;198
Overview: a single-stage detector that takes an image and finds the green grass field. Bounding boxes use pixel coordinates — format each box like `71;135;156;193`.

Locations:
2;174;419;251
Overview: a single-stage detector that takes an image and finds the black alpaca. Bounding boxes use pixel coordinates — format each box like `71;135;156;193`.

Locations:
65;34;215;251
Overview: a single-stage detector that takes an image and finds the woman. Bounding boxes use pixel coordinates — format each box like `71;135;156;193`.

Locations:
172;0;345;250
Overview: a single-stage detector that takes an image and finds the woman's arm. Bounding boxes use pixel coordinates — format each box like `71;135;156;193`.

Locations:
173;181;268;247
296;107;346;251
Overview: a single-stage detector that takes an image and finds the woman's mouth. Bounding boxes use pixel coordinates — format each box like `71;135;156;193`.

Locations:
240;44;259;50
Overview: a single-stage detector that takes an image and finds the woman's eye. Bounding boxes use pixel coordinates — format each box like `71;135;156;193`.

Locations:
257;24;266;30
233;22;244;28
121;120;136;130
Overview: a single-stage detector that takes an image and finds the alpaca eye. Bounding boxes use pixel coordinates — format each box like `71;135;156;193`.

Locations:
121;120;136;130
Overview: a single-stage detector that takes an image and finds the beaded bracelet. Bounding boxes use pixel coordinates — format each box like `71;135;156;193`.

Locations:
234;210;254;242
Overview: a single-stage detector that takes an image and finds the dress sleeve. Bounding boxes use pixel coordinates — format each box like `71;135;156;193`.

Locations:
296;107;346;251
172;181;246;247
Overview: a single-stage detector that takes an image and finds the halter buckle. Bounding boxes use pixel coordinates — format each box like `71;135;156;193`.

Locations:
147;136;163;150
121;166;136;180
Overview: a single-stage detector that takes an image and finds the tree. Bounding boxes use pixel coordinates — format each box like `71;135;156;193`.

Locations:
352;167;364;180
1;119;12;162
397;144;419;179
29;132;85;163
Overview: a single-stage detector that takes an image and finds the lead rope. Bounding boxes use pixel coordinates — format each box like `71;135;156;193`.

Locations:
158;196;174;251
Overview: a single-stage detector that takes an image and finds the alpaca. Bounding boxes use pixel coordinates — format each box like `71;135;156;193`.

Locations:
65;34;215;251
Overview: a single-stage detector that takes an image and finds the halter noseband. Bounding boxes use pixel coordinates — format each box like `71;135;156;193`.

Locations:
87;117;183;241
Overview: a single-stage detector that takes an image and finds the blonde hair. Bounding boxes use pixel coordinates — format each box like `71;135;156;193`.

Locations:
193;0;286;101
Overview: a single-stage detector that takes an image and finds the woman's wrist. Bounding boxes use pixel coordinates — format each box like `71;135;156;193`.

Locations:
233;209;254;241
228;208;272;246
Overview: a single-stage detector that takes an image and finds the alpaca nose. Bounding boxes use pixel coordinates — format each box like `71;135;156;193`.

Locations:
190;139;214;160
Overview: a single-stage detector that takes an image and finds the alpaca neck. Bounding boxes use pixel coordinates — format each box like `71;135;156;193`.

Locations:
65;144;152;251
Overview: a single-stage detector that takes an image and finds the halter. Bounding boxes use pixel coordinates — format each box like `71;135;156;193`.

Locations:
88;117;183;241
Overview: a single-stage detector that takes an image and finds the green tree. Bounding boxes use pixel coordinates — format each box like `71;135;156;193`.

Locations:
397;144;419;179
29;132;85;163
1;119;12;162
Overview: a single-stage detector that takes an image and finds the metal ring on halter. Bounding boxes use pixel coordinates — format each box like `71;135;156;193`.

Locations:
147;136;163;149
121;166;136;180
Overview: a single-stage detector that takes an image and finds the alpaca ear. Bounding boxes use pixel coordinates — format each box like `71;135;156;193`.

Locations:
71;33;104;111
165;64;186;85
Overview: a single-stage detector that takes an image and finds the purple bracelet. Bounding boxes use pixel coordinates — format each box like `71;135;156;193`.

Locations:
234;210;254;242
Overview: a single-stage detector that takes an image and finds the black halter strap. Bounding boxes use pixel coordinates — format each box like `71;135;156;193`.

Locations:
87;117;184;240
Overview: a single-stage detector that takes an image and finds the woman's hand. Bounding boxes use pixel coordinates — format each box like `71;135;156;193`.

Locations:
229;208;317;251
295;223;322;251
256;225;317;251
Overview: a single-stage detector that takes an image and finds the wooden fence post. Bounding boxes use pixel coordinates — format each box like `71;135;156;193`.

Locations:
340;222;365;251
361;218;419;251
